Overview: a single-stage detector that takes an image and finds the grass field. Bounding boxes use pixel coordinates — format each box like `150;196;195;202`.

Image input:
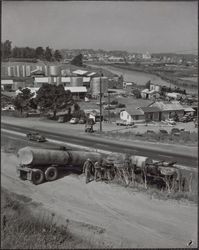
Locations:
1;188;105;249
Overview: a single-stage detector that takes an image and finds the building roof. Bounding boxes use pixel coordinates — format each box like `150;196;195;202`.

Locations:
30;69;45;75
83;77;91;83
141;88;150;93
150;101;184;111
34;77;49;83
125;108;144;116
61;77;71;83
87;72;96;77
1;91;16;98
1;79;14;85
64;86;87;93
183;107;195;112
140;106;161;113
84;109;100;115
72;69;88;76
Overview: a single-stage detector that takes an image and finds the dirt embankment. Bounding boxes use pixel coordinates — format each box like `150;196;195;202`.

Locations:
1;150;197;248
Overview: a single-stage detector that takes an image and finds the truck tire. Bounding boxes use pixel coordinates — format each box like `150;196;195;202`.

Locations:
19;171;27;181
31;169;44;185
45;167;58;181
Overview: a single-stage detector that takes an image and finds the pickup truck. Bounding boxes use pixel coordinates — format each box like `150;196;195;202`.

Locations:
116;120;134;126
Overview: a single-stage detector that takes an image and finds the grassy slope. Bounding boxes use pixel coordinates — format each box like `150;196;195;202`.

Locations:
1;188;97;249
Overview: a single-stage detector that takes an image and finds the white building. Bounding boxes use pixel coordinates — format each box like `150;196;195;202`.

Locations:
1;79;14;91
142;52;151;60
120;109;145;122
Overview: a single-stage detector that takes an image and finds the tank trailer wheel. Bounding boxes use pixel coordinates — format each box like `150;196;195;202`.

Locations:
45;167;58;181
31;169;44;185
19;172;27;181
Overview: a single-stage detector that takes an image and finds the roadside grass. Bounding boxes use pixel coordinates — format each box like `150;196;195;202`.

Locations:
94;129;198;146
1;188;111;249
1;135;29;154
108;168;198;204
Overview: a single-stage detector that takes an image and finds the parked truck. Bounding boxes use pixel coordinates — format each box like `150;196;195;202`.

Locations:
16;146;102;185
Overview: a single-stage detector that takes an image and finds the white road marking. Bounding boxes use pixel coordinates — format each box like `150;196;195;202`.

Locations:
1;128;197;172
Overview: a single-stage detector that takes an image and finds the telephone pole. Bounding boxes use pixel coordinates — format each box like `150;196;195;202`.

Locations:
99;71;103;132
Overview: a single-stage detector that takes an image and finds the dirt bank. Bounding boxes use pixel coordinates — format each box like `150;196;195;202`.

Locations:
1;151;197;248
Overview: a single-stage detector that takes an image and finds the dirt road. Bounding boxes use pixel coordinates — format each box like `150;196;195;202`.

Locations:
1;151;197;248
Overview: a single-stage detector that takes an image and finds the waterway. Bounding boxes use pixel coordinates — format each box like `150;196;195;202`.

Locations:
89;64;197;93
89;64;174;87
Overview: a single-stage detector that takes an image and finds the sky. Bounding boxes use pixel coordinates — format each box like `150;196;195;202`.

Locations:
2;1;198;54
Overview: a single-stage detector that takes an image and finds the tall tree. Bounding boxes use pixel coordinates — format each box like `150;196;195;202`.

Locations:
35;84;74;118
54;49;62;61
1;40;12;59
45;46;53;61
71;53;83;66
35;46;44;59
13;88;34;114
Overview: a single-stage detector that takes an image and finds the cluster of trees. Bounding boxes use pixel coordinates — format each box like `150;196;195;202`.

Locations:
70;53;83;67
13;84;86;120
1;40;62;62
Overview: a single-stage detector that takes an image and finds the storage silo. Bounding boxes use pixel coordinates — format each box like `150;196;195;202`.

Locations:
56;77;61;85
26;65;31;76
70;77;83;86
61;69;66;76
44;65;48;76
22;65;26;77
11;66;15;76
91;77;108;96
8;66;11;76
65;68;72;76
49;65;61;76
15;65;20;77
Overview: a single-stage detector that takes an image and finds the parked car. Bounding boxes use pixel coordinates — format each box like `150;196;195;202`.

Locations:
96;101;106;105
165;119;176;125
26;132;46;142
116;120;134;126
104;104;117;110
146;130;156;134
159;129;168;135
2;105;15;111
170;128;180;134
180;114;193;123
78;118;86;124
69;118;79;124
57;116;65;123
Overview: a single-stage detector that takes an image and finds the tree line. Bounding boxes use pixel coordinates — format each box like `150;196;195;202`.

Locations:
1;40;62;62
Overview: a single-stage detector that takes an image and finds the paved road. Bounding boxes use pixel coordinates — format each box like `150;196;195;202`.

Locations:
1;122;198;168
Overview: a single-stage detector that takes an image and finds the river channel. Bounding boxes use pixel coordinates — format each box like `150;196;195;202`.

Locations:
89;64;196;93
89;64;174;87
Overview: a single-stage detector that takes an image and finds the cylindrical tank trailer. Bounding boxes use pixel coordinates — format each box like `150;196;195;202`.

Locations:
17;147;102;185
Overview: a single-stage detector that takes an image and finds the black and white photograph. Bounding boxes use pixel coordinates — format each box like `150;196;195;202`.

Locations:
1;0;198;248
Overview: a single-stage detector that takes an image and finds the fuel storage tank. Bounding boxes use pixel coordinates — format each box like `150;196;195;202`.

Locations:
49;65;61;76
70;77;83;86
90;77;108;96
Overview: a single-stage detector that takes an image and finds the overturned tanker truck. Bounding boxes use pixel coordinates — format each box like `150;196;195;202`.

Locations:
16;146;102;185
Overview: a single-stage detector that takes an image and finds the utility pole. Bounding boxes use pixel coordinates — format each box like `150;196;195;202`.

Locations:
99;72;103;132
108;91;110;123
